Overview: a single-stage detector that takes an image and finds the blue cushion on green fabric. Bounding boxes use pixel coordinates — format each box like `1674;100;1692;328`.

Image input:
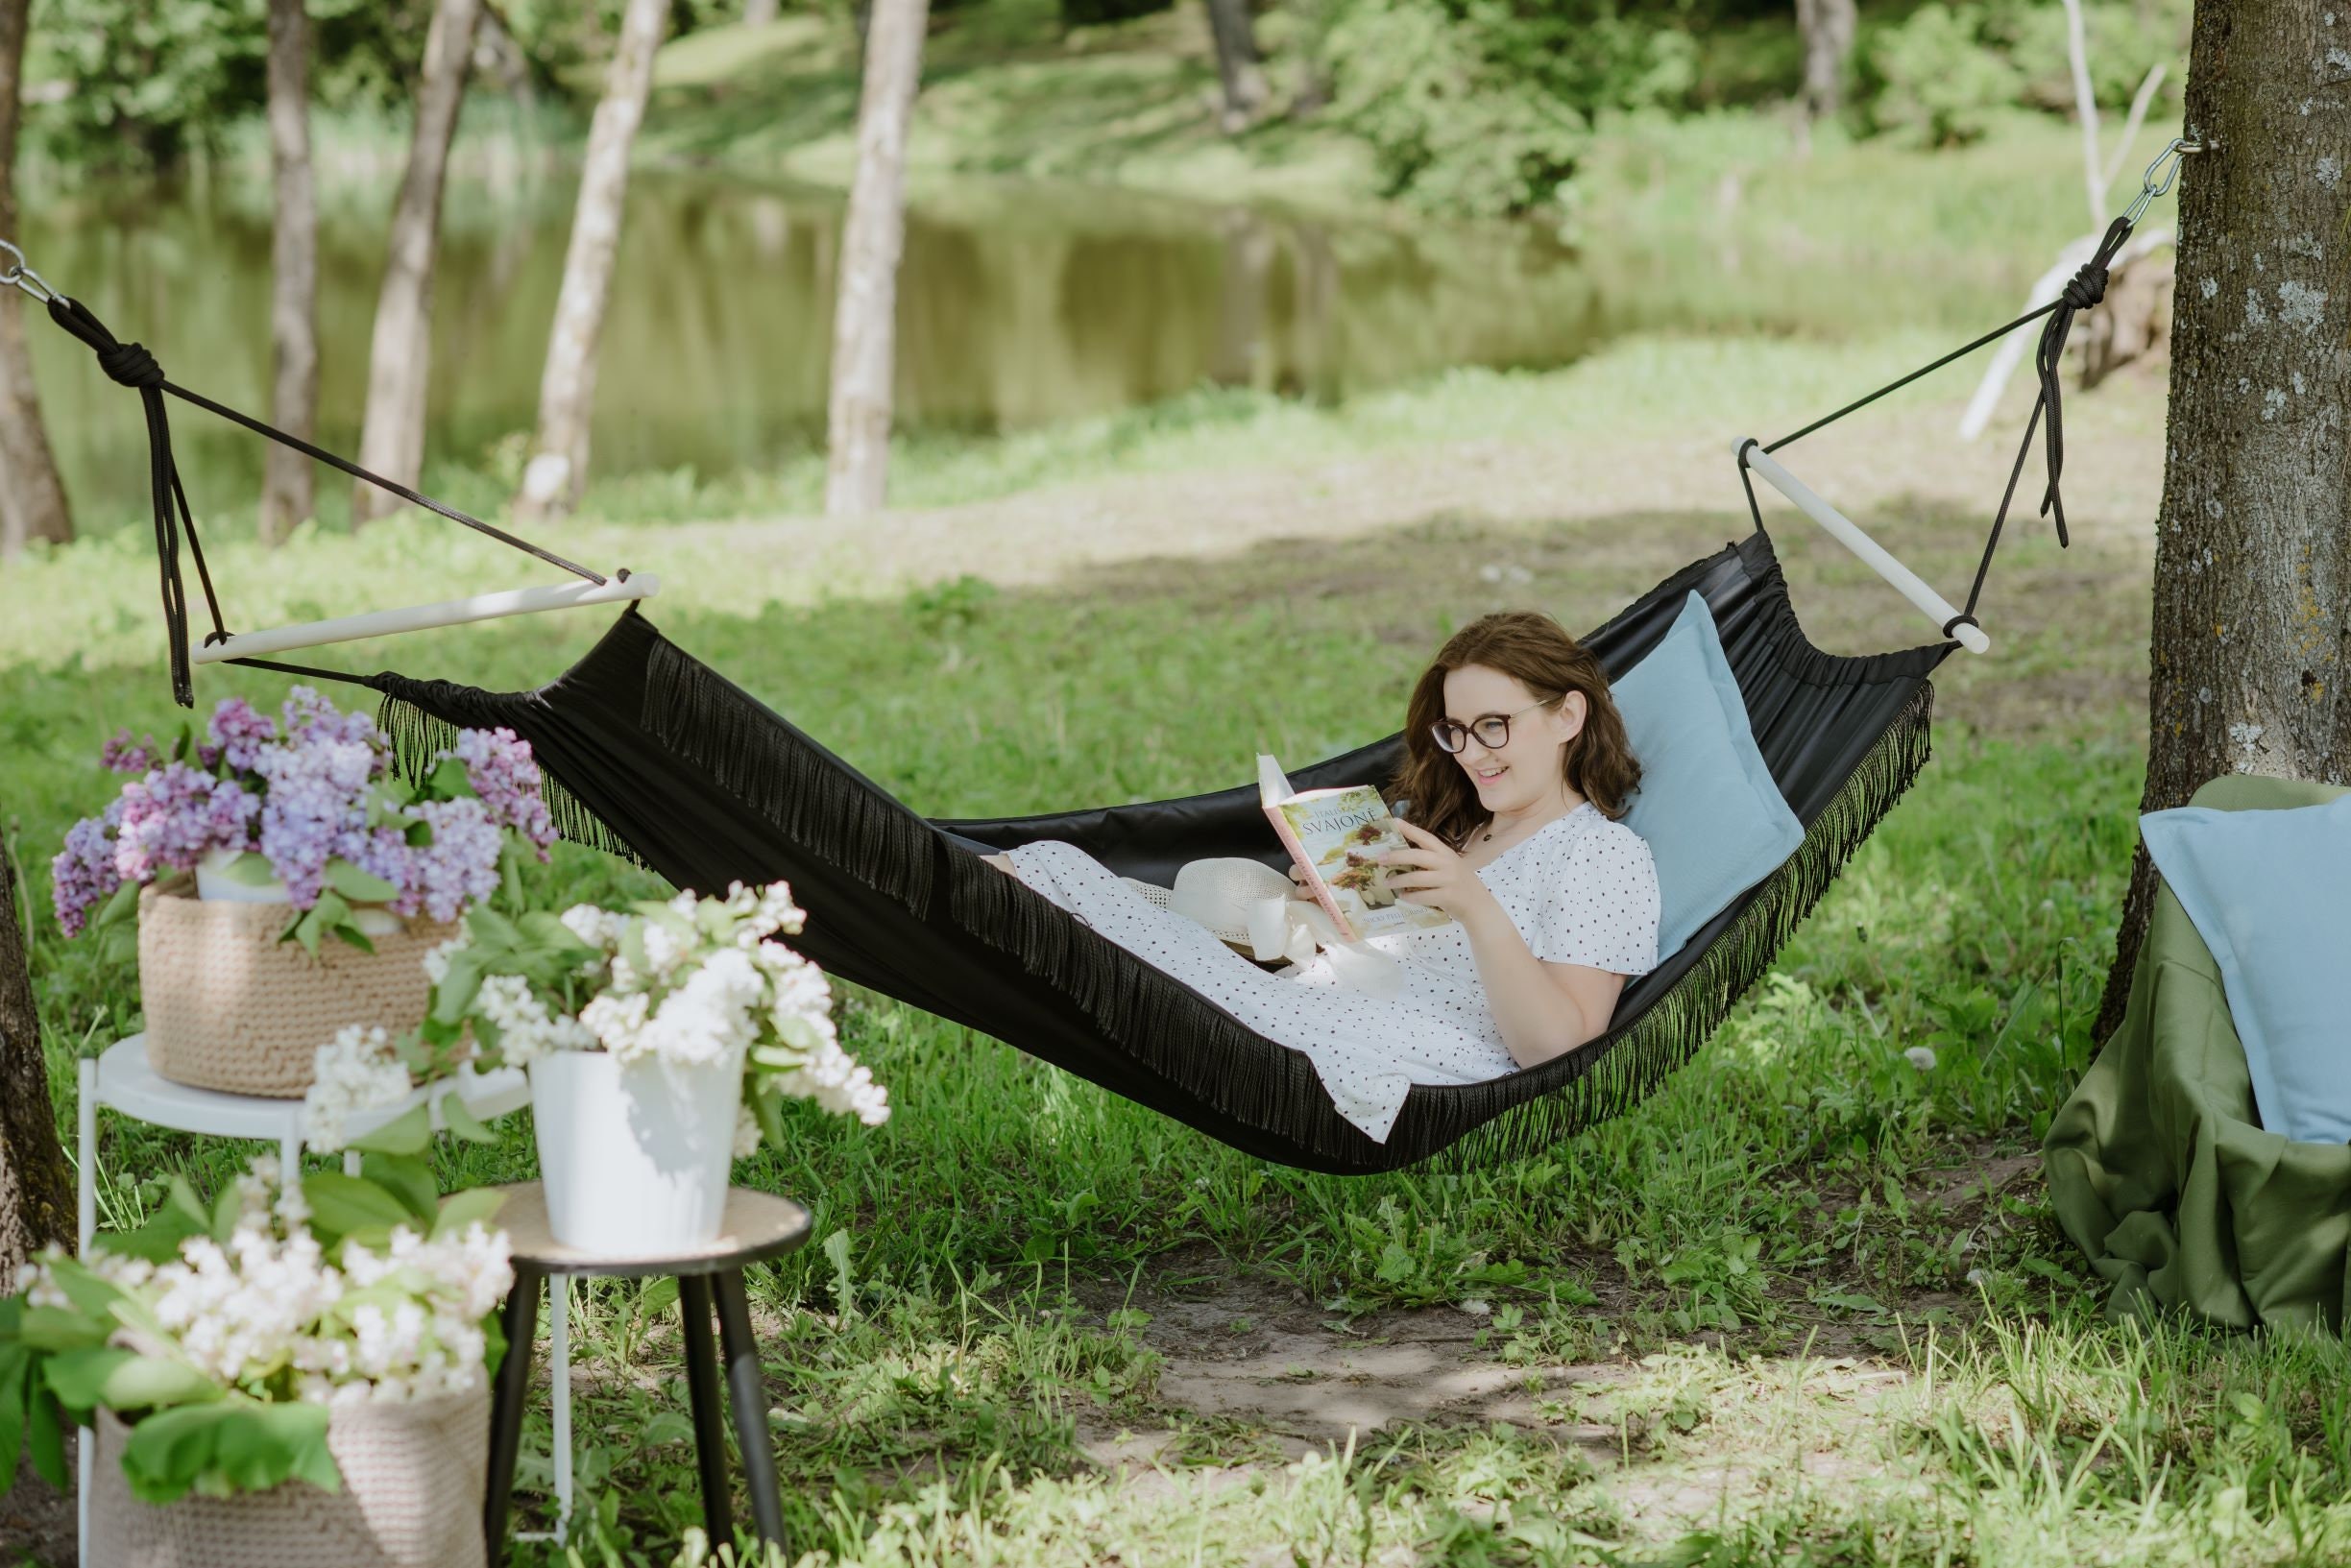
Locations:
1612;592;1806;958
2140;792;2351;1145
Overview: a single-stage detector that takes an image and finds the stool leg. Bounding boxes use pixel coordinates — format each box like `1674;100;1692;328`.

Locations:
551;1273;573;1545
77;1060;94;1568
714;1268;787;1550
483;1264;544;1557
679;1274;733;1552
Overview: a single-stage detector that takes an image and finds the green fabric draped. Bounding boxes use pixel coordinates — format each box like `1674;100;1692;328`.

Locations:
2044;773;2351;1333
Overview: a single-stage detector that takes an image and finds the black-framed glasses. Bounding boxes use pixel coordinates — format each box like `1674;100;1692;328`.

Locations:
1430;700;1554;755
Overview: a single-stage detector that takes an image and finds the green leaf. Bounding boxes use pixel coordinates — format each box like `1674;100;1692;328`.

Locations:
39;1348;136;1413
209;1180;243;1244
211;851;282;888
323;858;400;904
100;1355;222;1414
300;1172;416;1246
427;754;477;801
329;919;377;956
361;1152;439;1224
0;1343;29;1494
431;1186;506;1242
17;1307;109;1355
432;949;487;1025
90;877;142;930
25;1380;63;1489
346;1103;430;1157
439;1093;496;1145
116;1402;338;1504
464;905;525;954
97;1194;209;1266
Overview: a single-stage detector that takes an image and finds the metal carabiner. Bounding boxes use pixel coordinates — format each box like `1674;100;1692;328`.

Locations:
0;237;63;306
2124;138;2203;227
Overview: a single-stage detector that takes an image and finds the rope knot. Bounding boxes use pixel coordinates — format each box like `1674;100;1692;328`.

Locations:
98;340;163;390
2059;263;2109;312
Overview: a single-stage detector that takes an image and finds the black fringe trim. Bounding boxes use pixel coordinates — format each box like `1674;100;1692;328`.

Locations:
943;679;1936;1170
637;639;938;919
372;694;654;873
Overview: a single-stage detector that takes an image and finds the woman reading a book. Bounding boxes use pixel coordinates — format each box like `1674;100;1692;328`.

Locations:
983;611;1660;1144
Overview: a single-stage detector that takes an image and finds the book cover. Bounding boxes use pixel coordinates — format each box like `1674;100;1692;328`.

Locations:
1257;756;1456;942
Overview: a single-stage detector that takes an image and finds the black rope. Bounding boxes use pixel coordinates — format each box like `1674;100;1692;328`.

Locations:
1755;214;2136;641
40;294;606;708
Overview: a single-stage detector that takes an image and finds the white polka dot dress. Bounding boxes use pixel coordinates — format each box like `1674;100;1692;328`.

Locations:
1004;803;1660;1143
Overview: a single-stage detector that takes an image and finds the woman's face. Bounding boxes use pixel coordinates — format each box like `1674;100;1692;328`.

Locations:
1438;664;1587;815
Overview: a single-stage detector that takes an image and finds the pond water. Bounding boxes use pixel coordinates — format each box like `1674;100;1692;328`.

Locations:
16;169;2028;529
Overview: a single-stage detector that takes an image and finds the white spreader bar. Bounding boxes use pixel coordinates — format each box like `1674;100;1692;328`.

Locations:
191;573;661;664
1734;441;1991;656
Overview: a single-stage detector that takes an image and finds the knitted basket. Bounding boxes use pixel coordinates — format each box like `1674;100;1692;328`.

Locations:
86;1387;489;1568
137;885;453;1098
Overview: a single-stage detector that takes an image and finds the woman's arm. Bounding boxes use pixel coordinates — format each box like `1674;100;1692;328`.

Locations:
1453;902;1625;1068
1384;820;1631;1068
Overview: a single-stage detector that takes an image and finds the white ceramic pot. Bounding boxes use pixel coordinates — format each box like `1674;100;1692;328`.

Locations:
529;1047;744;1255
194;847;400;935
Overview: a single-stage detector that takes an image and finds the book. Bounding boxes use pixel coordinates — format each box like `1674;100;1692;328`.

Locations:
1257;756;1456;942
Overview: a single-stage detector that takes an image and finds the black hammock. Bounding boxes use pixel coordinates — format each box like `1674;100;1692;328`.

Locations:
19;177;2155;1170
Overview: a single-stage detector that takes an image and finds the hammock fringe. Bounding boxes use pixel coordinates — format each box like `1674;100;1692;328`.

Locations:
639;639;939;918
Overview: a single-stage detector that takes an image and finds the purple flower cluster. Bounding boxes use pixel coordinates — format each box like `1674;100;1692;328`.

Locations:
402;798;505;922
446;728;555;855
51;802;127;938
115;763;259;883
55;687;557;941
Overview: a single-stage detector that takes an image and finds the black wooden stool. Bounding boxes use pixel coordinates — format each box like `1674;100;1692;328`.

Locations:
481;1183;812;1556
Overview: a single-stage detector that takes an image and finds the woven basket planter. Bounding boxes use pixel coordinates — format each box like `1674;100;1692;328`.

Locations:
86;1387;489;1568
138;885;453;1098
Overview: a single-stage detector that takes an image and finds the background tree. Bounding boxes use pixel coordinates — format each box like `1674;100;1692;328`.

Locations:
258;0;319;545
745;0;780;24
0;0;71;561
2095;0;2351;1035
351;0;480;526
513;0;667;522
0;835;72;1288
1202;0;1266;132
824;0;928;519
1793;0;1854;126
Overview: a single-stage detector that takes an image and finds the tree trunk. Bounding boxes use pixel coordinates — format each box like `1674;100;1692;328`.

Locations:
824;0;927;519
1793;0;1856;123
258;0;319;546
1202;0;1267;133
351;0;479;527
745;0;781;23
514;0;666;521
2094;0;2351;1039
0;0;71;562
0;835;73;1288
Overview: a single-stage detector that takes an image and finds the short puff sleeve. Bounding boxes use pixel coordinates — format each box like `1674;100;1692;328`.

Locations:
1527;817;1660;976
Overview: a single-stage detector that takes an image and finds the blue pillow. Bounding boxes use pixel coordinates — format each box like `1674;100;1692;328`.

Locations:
2141;793;2351;1144
1611;592;1805;957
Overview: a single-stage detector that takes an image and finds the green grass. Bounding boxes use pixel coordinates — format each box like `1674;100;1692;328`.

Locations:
12;472;2351;1565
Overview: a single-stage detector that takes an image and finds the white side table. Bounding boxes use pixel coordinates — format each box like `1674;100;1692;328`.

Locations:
74;1036;576;1556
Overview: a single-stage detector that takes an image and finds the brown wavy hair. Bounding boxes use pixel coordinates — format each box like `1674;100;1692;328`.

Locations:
1387;611;1640;852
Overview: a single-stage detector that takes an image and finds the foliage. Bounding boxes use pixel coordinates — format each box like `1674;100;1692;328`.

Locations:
0;1157;507;1505
1863;4;2026;148
1859;0;2192;148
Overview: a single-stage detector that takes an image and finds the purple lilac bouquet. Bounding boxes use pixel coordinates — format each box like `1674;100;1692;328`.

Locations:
54;688;559;954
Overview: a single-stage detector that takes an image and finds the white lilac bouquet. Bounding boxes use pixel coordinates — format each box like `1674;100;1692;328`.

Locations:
51;688;557;955
0;1158;511;1504
302;880;888;1154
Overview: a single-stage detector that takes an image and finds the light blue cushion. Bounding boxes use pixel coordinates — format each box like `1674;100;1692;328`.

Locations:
2141;794;2351;1144
1612;592;1806;957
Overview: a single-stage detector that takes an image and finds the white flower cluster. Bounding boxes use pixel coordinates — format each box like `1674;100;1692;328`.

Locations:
473;973;594;1068
301;1025;412;1153
35;1159;514;1408
564;880;889;1132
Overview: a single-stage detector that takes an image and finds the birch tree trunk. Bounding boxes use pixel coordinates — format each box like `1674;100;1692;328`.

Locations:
2095;0;2351;1036
824;0;927;519
259;0;319;545
0;837;72;1288
1794;0;1856;123
0;0;71;561
351;0;479;527
514;0;667;522
1202;0;1266;133
745;0;780;23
